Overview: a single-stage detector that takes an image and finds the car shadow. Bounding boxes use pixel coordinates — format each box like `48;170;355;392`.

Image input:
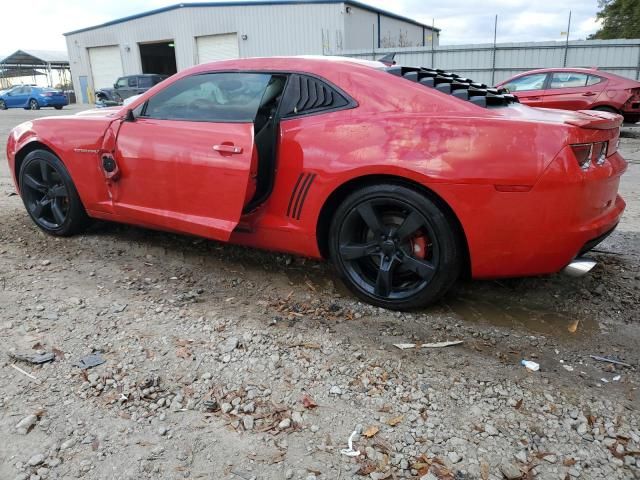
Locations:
84;220;639;335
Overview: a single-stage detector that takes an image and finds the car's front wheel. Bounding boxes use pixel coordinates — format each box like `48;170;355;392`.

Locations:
0;99;6;110
329;184;463;310
19;150;89;236
28;99;40;110
54;106;63;110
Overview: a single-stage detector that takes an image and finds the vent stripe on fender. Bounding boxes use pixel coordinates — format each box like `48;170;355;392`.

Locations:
287;172;316;220
286;173;305;217
294;173;316;220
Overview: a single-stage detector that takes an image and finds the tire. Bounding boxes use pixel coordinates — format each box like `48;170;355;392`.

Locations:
28;99;40;110
592;106;618;115
0;99;6;110
328;184;462;310
19;149;89;236
54;106;63;110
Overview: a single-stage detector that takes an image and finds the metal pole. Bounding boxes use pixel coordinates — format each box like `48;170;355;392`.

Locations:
491;15;498;85
563;10;572;67
635;41;640;80
372;23;375;60
432;18;436;67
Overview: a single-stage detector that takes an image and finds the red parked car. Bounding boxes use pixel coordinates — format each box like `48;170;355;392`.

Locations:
497;68;640;123
5;57;627;310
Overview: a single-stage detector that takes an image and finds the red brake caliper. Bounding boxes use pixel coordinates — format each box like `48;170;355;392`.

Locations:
410;235;428;259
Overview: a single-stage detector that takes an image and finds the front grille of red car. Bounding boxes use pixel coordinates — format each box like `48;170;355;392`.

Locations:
287;172;316;220
386;66;519;108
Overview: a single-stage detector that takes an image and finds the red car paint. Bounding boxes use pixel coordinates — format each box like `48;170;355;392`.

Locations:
6;57;627;280
497;68;640;123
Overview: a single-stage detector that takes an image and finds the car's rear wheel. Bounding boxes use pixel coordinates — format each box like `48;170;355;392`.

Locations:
19;150;89;236
0;99;6;110
28;99;40;110
329;184;462;310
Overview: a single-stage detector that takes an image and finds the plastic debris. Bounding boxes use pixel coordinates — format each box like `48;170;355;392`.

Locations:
562;365;574;372
521;360;540;372
340;430;361;457
613;375;621;382
11;364;37;380
393;340;463;350
423;340;463;348
75;353;106;369
590;355;631;368
394;344;416;350
9;352;55;364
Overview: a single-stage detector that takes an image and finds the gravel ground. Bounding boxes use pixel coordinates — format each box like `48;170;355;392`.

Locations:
0;106;639;480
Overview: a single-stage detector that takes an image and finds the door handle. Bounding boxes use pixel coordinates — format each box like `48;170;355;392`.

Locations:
582;92;597;97
526;96;541;100
213;144;243;154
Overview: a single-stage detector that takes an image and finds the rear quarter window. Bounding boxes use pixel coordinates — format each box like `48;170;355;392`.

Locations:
587;75;605;86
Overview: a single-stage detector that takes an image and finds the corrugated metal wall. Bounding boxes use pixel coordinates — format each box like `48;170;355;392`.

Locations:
66;3;345;100
334;39;640;85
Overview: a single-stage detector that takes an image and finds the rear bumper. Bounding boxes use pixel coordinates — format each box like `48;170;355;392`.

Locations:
38;98;68;107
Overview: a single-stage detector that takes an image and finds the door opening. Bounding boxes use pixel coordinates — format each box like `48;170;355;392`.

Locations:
139;41;177;76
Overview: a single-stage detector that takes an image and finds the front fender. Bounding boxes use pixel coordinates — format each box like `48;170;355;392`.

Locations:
8;115;118;211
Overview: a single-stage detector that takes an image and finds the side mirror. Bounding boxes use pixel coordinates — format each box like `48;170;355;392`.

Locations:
124;109;135;122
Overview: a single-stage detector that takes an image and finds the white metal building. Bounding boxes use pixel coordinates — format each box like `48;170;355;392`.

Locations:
64;0;439;103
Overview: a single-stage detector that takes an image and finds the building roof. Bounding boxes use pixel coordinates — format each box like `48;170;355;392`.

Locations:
0;50;69;67
63;1;439;36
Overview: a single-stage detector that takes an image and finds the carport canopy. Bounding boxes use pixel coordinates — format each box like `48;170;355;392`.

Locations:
0;50;70;88
0;49;69;70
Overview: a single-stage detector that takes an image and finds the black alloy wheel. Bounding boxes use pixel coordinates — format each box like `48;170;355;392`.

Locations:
19;150;89;236
329;184;462;310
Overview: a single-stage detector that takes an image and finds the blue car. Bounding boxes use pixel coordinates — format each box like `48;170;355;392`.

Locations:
0;85;68;110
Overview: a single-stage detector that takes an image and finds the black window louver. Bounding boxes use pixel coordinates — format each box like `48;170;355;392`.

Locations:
386;66;519;109
281;75;350;116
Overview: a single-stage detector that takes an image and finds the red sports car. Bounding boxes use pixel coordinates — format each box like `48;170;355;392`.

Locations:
5;57;627;310
497;67;640;123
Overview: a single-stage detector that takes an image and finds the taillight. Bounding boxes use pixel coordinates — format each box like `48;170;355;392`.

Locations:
571;141;608;170
572;144;592;170
593;141;607;165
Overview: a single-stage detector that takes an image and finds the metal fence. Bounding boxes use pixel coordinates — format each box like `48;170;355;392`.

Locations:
329;39;640;86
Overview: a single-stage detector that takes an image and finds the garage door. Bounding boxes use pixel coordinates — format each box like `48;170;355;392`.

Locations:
196;33;239;64
88;46;123;90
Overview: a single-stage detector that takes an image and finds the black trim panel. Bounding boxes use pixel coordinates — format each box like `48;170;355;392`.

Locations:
287;172;316;220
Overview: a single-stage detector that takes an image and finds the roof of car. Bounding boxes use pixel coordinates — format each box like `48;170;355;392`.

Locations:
498;67;640;86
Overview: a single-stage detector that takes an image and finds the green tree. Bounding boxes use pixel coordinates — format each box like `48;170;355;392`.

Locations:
589;0;640;39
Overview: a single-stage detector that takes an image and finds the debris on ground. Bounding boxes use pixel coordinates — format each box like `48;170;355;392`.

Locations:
393;340;463;350
8;351;55;364
74;352;106;369
590;355;632;368
521;360;540;371
339;430;360;457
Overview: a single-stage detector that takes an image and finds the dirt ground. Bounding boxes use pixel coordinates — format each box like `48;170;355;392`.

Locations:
0;105;639;480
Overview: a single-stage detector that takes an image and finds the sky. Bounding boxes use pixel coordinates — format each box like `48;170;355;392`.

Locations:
0;0;602;56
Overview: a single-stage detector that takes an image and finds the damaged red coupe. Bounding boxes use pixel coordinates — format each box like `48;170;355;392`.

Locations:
6;57;627;310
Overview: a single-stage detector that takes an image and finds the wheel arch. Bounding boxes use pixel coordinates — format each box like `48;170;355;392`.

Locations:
14;141;59;189
591;104;620;114
315;174;471;277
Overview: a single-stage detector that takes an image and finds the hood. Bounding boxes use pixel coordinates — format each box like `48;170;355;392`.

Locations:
75;107;124;118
